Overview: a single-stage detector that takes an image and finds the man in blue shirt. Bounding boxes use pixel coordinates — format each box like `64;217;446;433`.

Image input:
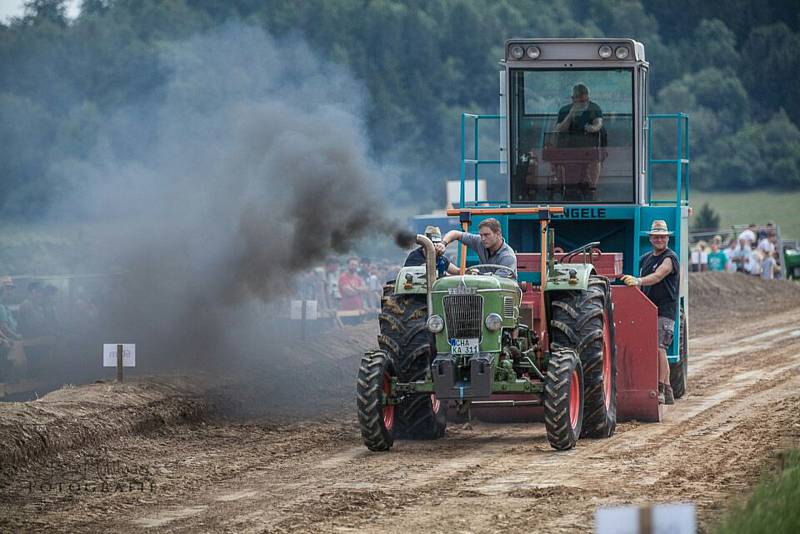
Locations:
404;226;459;277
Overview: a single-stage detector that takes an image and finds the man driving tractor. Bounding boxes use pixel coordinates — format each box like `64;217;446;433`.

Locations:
437;218;517;274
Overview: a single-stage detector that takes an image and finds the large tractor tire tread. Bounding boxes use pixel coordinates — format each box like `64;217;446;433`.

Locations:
670;309;688;399
356;350;395;452
550;276;617;439
378;284;446;440
544;349;584;451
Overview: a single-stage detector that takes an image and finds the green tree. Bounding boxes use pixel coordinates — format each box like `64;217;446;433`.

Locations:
691;202;720;231
741;23;800;122
23;0;68;27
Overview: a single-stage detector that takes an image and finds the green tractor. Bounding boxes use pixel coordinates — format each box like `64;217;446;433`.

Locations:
357;207;617;451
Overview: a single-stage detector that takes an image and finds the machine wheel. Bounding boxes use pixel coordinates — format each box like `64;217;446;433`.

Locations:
357;350;396;452
669;308;688;399
550;276;617;439
378;283;446;439
544;348;584;450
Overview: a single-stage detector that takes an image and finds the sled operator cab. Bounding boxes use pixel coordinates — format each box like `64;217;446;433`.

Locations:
503;39;649;204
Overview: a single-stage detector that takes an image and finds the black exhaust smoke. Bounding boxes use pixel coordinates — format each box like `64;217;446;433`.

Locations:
40;24;415;374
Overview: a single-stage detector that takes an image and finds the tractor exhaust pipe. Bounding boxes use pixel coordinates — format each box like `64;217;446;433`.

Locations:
416;234;436;311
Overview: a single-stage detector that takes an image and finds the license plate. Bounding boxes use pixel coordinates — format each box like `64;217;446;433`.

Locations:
450;338;480;355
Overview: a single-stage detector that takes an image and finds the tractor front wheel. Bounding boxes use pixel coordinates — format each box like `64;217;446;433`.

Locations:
379;285;446;439
544;348;584;451
357;350;396;452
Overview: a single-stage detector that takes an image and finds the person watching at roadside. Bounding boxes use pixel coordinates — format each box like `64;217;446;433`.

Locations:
619;220;679;405
338;258;367;312
707;241;728;272
738;224;758;249
438;218;517;274
404;226;460;277
731;238;751;272
0;276;21;342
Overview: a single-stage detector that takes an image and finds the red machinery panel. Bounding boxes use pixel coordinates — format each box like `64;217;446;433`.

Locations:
518;252;623;278
611;286;662;422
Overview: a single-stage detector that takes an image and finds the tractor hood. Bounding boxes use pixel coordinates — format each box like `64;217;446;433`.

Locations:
431;274;519;293
430;274;521;355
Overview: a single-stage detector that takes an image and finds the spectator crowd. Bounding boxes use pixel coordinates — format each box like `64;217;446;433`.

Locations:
0;276;87;380
293;256;403;325
690;223;783;280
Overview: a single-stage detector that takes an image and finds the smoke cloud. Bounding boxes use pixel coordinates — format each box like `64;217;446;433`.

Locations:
38;24;413;376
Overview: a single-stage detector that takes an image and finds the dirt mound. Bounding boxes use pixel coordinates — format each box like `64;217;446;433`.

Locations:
689;272;800;330
0;377;210;469
0;320;378;468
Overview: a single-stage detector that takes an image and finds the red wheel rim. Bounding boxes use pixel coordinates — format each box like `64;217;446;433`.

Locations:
430;395;441;414
569;369;581;429
602;310;612;409
383;372;395;430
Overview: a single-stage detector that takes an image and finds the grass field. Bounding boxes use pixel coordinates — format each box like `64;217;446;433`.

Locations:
715;450;800;534
689;190;800;241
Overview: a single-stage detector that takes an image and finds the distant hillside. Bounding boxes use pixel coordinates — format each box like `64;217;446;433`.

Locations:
0;0;798;217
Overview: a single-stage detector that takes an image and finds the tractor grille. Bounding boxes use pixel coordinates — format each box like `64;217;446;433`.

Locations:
503;296;515;319
443;295;483;339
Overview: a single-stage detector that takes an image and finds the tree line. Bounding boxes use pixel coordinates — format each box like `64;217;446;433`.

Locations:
1;0;798;216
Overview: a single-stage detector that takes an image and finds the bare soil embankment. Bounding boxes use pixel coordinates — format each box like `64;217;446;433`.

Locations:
0;378;210;469
0;320;377;469
688;271;800;331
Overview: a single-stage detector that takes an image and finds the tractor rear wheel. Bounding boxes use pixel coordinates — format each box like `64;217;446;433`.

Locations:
669;308;688;399
378;283;446;439
357;350;396;452
550;276;617;438
544;348;584;450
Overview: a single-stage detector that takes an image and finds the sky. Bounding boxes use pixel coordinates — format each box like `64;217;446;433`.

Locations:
0;0;80;22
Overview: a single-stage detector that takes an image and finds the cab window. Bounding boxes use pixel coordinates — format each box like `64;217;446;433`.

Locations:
509;69;634;203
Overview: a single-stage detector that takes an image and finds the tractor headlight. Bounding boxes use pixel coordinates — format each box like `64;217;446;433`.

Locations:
525;46;541;59
509;45;524;60
598;45;613;58
485;313;503;331
427;314;444;333
615;46;630;59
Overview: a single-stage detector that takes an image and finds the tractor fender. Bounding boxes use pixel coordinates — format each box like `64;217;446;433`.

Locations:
544;263;595;292
393;266;428;295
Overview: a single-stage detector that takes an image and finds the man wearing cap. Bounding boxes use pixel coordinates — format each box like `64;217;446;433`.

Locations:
405;226;460;277
620;220;680;405
439;218;517;274
554;83;606;199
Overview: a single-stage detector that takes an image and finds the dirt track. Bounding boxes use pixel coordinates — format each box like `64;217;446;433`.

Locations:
1;275;800;532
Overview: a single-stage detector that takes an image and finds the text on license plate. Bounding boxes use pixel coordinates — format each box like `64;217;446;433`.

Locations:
450;338;479;355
